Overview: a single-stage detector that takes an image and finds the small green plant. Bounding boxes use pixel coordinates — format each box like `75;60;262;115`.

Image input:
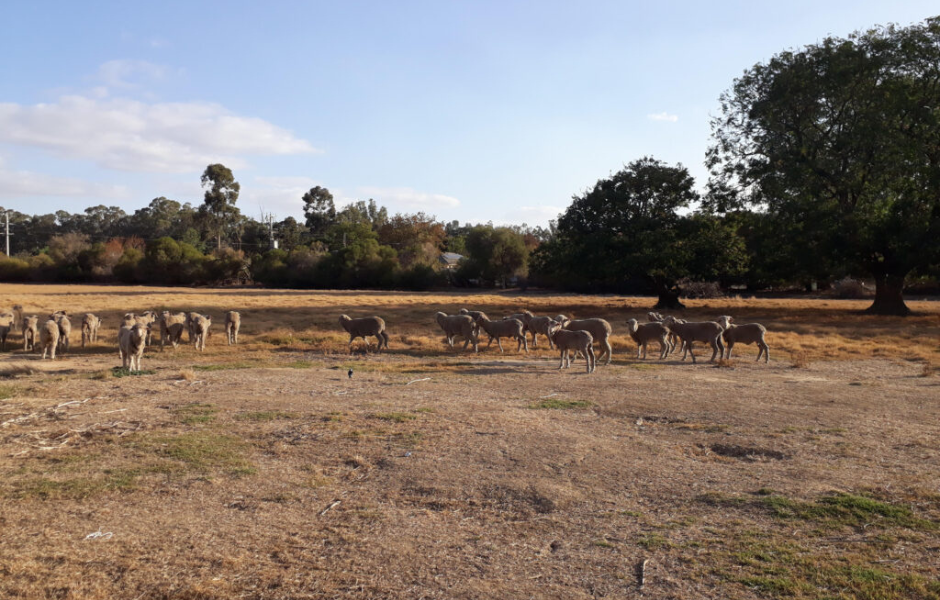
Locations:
373;412;417;423
234;411;296;422
528;399;591;410
193;362;255;372
111;367;156;378
173;403;218;425
0;385;18;400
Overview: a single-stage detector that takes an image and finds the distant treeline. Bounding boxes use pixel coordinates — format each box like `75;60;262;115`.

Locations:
3;17;940;315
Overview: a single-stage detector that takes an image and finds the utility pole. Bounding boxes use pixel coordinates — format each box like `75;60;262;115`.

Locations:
2;210;11;256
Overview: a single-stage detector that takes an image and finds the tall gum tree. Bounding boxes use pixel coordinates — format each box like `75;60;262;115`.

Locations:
707;17;940;315
200;164;241;250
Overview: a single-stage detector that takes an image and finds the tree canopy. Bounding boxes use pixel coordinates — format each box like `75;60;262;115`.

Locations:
707;17;940;314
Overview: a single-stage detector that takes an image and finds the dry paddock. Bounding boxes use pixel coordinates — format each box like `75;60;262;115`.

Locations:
1;284;939;600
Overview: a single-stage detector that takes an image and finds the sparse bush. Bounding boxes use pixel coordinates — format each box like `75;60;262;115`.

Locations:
679;278;724;299
833;277;870;299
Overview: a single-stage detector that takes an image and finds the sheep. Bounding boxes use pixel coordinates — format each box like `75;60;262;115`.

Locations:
53;313;71;353
648;311;682;354
547;320;595;373
192;314;211;352
185;312;203;343
338;314;389;351
119;323;147;372
625;318;670;359
22;316;38;351
435;312;479;352
474;314;528;353
0;311;13;351
522;314;558;349
716;316;770;362
225;311;242;345
504;311;535;342
39;319;59;360
663;316;724;363
81;313;102;348
459;308;493;344
160;311;188;348
558;317;614;366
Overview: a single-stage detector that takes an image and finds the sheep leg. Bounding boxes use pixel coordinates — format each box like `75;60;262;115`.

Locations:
710;337;723;362
687;342;697;364
726;341;734;360
496;337;504;353
601;339;612;366
758;342;769;363
381;331;390;349
557;350;566;370
519;334;528;353
586;344;595;373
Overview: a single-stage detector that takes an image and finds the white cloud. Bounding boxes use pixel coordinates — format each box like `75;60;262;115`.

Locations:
244;176;323;218
503;205;564;224
647;111;679;122
357;186;460;209
0;161;129;199
97;59;171;89
0;95;318;174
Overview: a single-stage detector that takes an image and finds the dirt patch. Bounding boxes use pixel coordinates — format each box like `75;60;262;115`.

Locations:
708;443;788;461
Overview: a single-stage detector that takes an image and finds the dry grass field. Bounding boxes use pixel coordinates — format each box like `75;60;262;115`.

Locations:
1;284;939;599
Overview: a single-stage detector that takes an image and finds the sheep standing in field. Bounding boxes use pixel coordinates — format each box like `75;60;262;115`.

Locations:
716;316;770;362
663;316;724;364
648;311;682;355
528;315;561;349
458;309;492;344
547;320;595;374
338;314;389;351
39;319;59;360
435;312;479;352
505;311;535;344
558;317;613;366
474;314;528;353
52;313;71;353
22;316;38;351
626;318;670;360
119;323;147;372
225;311;242;345
185;312;203;343
192;314;211;352
81;313;102;348
160;312;188;348
0;312;14;351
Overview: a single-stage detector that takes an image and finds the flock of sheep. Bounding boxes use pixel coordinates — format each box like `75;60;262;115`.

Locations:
0;304;769;375
0;306;241;371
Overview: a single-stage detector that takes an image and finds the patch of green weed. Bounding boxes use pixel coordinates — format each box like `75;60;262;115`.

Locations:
528;399;591;410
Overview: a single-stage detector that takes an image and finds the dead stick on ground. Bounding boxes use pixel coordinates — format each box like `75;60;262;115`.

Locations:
406;377;431;385
637;558;649;588
319;500;340;516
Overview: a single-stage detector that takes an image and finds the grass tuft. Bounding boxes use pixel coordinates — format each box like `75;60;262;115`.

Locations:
373;412;417;423
234;411;296;422
111;367;156;378
528;399;591;410
173;403;218;425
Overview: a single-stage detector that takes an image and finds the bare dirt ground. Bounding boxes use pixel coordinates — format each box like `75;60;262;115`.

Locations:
1;285;939;599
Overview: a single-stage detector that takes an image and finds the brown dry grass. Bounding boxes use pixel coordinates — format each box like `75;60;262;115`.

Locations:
1;285;939;599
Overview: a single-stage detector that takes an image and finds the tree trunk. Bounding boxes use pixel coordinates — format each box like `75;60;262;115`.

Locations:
654;283;686;310
865;272;910;316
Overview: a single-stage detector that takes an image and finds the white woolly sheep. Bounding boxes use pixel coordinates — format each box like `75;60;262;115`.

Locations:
160;311;188;348
339;314;390;351
547;320;595;373
474;315;528;353
119;323;147;372
0;311;13;351
22;316;38;351
81;313;102;348
192;314;211;352
53;313;71;353
225;311;242;345
648;311;682;354
716;316;769;362
505;311;535;339
435;312;479;352
459;309;493;344
40;319;59;360
625;318;670;360
525;315;559;349
559;317;613;366
663;316;724;363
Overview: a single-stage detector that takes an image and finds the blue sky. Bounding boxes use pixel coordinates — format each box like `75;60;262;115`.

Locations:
1;2;936;227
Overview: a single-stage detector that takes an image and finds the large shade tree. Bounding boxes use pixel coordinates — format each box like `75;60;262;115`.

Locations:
707;17;940;315
200;164;241;249
538;157;746;307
